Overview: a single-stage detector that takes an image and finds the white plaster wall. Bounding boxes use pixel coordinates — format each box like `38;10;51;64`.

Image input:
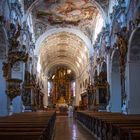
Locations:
108;0;118;14
3;0;10;21
127;62;140;114
11;63;25;113
12;96;22;113
107;54;111;83
106;54;112;111
108;0;118;24
125;63;129;111
0;60;8;116
75;79;80;106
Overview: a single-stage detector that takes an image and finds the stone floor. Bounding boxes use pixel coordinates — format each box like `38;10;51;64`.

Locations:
54;116;95;140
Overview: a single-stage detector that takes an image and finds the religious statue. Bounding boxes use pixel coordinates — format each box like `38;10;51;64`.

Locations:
116;33;128;74
57;83;66;101
9;23;21;50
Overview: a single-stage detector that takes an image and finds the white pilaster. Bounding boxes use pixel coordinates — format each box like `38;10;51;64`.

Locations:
126;62;140;114
0;60;8;116
43;77;48;107
110;71;121;112
107;53;111;83
75;79;80;106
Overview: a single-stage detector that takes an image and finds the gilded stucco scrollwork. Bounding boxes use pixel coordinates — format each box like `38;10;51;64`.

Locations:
2;62;11;80
6;79;22;101
115;28;128;103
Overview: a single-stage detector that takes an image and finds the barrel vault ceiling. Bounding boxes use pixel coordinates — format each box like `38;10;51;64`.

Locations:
25;0;109;75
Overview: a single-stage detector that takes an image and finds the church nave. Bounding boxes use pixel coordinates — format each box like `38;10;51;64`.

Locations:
54;116;94;140
0;0;140;139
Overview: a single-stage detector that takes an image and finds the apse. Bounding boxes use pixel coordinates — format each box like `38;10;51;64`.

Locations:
47;65;76;105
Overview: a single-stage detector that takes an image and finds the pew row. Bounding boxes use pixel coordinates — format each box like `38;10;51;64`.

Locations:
0;111;56;140
76;111;140;140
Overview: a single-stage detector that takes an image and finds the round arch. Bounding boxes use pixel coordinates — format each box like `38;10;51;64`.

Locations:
127;27;140;62
35;28;93;56
43;59;81;106
44;59;80;79
126;27;140;114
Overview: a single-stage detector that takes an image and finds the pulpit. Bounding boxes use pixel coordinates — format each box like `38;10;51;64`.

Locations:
6;79;22;101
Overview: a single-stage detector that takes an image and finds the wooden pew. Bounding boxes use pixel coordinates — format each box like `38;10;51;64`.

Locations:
76;111;140;140
129;129;140;140
0;111;56;140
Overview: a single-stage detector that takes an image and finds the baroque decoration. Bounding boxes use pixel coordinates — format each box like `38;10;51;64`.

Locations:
8;23;28;65
31;0;102;40
2;22;29;101
22;71;32;106
2;62;11;80
116;28;128;103
6;79;22;101
94;71;109;109
36;0;97;25
49;67;74;105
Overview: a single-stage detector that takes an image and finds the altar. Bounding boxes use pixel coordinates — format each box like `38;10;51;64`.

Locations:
49;67;75;114
56;96;68;115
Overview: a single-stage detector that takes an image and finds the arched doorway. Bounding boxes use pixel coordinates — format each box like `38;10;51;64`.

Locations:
126;27;140;114
110;50;122;112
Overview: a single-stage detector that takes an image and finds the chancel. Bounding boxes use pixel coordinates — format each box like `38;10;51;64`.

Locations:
48;66;75;115
0;0;140;140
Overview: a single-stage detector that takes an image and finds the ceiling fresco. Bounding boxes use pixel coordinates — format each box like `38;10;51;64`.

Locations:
31;0;104;41
35;0;98;25
24;0;109;15
25;0;109;33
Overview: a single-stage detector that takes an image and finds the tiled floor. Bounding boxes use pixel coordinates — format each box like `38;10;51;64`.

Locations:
54;116;95;140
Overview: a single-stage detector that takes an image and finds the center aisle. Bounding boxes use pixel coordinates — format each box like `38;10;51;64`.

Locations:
54;116;95;140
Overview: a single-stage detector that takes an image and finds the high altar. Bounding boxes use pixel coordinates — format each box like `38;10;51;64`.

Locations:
50;67;74;106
